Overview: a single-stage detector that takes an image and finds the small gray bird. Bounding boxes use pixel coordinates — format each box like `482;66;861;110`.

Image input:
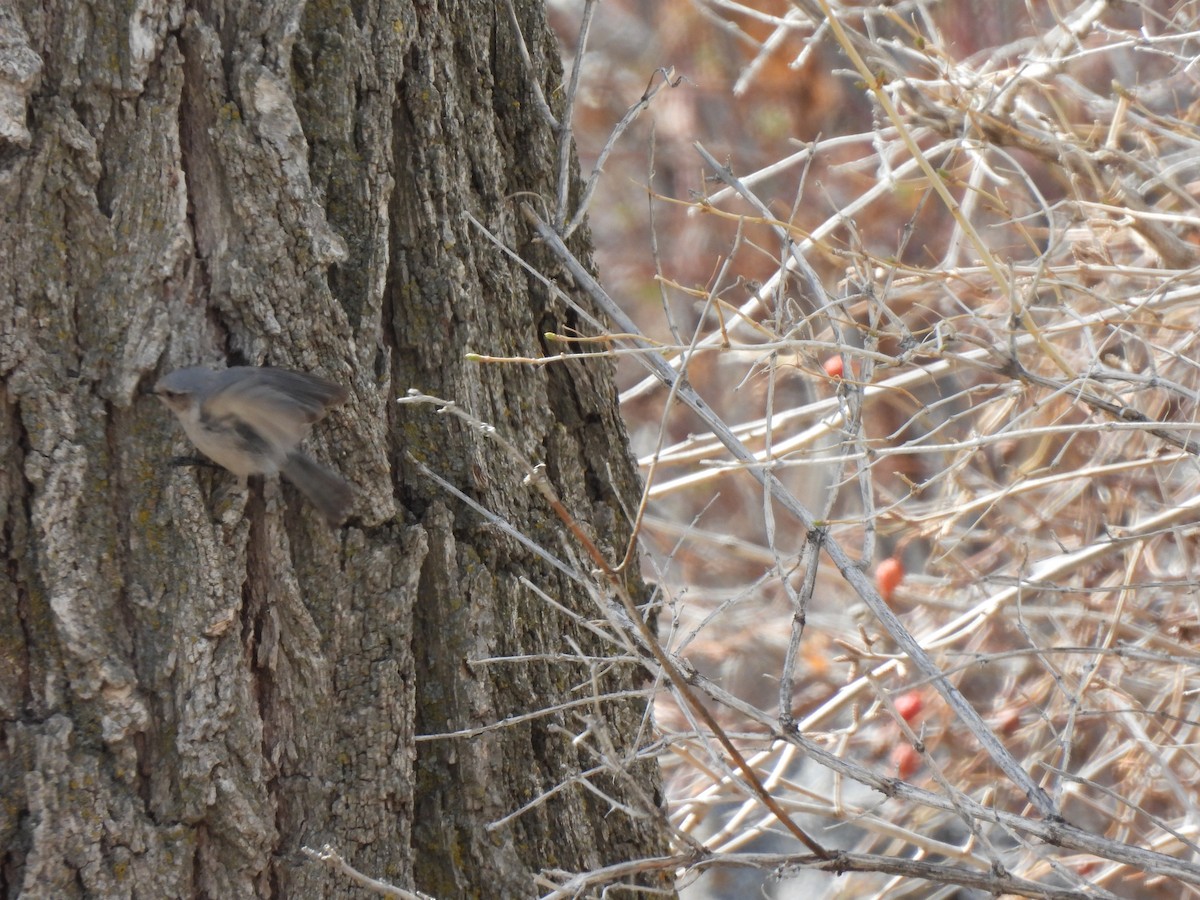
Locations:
155;365;353;525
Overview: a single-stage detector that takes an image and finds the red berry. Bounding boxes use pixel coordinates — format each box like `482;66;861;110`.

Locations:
823;355;844;378
890;743;920;779
894;691;923;722
876;557;904;601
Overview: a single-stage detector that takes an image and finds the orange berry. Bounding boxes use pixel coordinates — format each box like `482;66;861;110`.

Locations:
823;355;844;378
876;557;904;601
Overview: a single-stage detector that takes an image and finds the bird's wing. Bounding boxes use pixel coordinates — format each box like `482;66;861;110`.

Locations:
228;368;348;419
203;369;347;450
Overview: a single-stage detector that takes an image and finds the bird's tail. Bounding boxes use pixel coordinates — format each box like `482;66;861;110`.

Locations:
282;452;353;525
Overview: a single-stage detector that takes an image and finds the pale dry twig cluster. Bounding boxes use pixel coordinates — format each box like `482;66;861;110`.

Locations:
540;0;1200;897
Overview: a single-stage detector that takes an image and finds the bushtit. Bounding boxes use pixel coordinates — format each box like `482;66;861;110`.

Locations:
155;365;353;525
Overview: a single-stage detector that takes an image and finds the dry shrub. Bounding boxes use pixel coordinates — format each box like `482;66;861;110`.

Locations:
543;0;1200;897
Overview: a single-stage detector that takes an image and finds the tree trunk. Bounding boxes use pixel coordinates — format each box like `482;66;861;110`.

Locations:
0;1;670;897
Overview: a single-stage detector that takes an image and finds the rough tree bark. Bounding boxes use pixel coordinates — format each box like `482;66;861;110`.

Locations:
0;1;670;897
